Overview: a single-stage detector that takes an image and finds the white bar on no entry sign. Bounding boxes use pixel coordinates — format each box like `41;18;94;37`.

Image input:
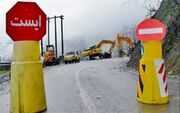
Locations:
139;28;163;35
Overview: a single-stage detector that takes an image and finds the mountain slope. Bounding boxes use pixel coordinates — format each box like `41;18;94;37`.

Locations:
128;0;180;74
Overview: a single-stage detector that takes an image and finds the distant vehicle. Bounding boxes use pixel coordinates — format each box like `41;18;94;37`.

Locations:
82;40;115;60
43;45;60;66
64;51;80;64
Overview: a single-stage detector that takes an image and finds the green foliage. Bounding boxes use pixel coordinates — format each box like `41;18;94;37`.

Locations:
0;70;10;74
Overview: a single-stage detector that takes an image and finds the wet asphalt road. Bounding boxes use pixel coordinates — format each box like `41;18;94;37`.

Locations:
43;58;180;113
0;58;180;113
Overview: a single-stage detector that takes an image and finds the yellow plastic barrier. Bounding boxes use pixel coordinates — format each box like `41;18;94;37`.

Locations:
137;41;169;104
10;41;47;113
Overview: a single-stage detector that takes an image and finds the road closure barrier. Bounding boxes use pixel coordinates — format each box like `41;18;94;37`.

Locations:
6;2;47;113
135;19;169;104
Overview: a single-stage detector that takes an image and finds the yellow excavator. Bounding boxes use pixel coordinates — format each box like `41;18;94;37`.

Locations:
82;40;115;60
43;45;60;66
116;34;134;57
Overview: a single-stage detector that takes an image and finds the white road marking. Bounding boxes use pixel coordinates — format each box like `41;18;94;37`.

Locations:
75;70;97;113
139;27;163;35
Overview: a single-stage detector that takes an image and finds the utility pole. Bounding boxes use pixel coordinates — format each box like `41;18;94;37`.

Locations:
47;17;50;45
40;39;43;56
60;15;64;57
54;16;58;57
47;15;64;58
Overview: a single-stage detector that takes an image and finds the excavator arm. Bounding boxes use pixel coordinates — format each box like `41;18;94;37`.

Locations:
116;34;134;56
108;41;115;53
122;37;133;50
116;34;123;50
96;40;115;53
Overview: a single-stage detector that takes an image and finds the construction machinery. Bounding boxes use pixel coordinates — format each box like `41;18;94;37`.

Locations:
43;45;60;66
64;51;80;64
116;34;134;57
82;40;115;60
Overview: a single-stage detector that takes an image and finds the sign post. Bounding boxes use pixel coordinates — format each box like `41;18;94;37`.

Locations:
6;2;47;112
135;19;169;104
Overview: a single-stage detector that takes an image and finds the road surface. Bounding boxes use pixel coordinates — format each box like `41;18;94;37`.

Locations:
0;57;180;113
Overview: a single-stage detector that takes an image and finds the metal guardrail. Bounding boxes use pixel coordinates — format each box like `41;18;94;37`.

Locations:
0;72;11;84
0;62;11;71
0;62;11;65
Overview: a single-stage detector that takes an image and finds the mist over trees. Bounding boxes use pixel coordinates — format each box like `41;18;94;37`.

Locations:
0;0;163;62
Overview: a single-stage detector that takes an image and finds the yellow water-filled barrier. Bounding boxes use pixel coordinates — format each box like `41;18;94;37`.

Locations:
137;41;169;104
10;41;47;113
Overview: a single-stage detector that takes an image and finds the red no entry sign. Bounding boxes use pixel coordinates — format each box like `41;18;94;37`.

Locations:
136;19;166;41
6;2;46;41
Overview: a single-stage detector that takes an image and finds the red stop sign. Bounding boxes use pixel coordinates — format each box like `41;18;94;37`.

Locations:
6;2;46;41
136;19;166;41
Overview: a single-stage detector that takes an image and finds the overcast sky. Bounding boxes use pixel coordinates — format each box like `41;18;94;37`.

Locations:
0;0;162;59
